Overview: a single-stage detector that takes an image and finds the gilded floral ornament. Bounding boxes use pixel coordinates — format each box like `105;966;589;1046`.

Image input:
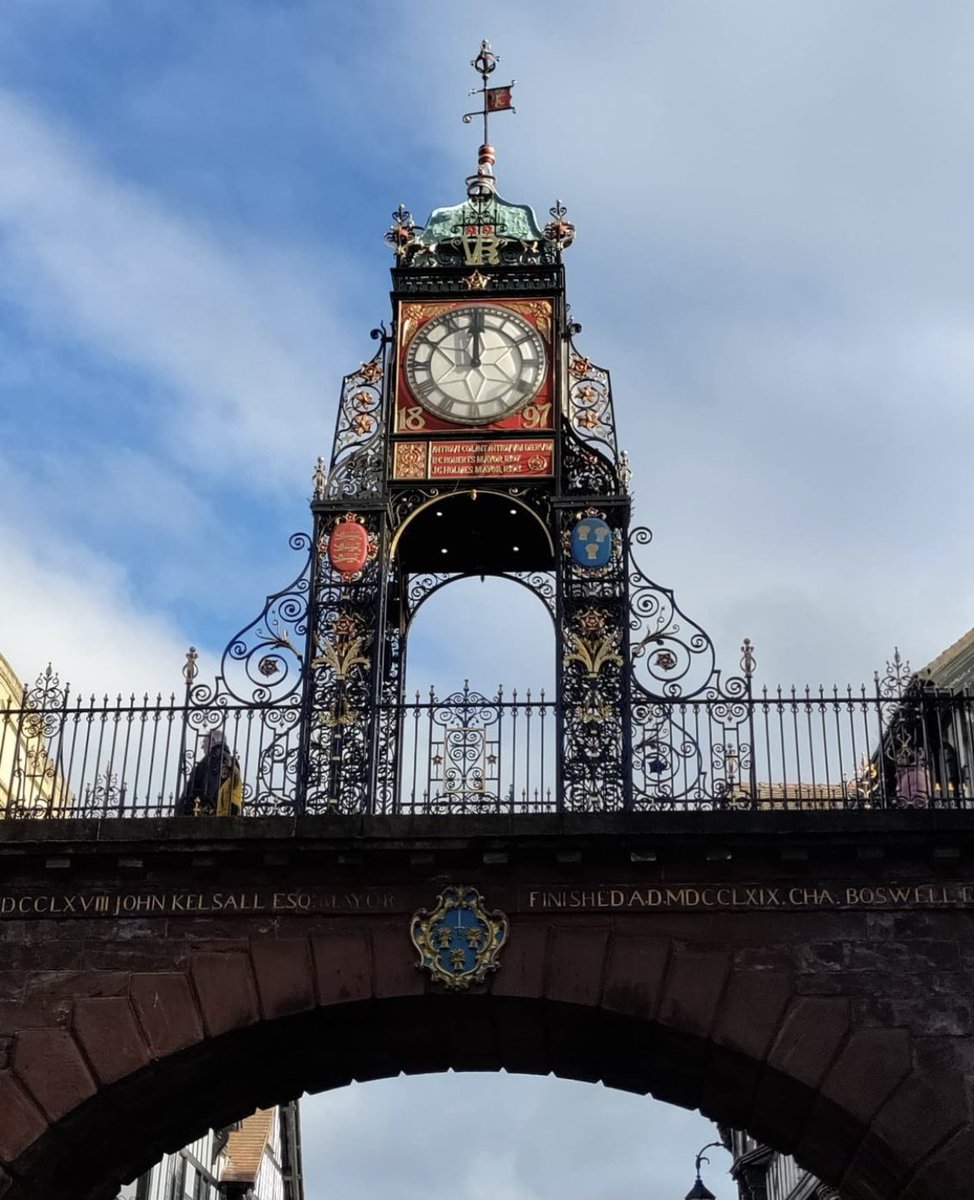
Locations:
357;359;383;384
565;609;624;678
410;885;510;990
311;611;372;682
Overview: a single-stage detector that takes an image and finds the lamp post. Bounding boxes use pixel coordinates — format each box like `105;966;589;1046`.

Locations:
684;1141;730;1200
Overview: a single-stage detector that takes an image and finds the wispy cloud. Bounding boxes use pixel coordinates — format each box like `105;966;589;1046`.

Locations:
0;89;343;491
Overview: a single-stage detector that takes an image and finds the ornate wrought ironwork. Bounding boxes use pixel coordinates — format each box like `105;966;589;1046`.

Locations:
566;339;618;466
877;646;914;699
302;509;387;814
23;664;68;737
429;685;501;809
404;569;557;625
4;668;974;818
543;200;576;251
628;528;747;702
558;499;631;811
323;334;388;499
190;532;312;709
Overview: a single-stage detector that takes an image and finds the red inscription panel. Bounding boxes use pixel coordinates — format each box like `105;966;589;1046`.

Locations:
393;439;554;480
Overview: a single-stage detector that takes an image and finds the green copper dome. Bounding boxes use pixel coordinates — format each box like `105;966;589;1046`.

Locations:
418;193;546;246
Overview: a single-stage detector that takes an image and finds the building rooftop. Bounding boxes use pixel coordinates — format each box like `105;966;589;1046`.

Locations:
919;626;974;692
221;1108;274;1185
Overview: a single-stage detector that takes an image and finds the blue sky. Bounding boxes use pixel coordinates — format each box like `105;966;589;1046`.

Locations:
3;1;974;1195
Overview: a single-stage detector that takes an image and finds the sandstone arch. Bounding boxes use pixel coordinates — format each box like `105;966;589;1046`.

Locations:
0;813;972;1199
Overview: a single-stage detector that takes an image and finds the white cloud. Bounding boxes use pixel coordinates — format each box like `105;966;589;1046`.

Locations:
0;518;190;700
0;89;343;492
300;1074;734;1200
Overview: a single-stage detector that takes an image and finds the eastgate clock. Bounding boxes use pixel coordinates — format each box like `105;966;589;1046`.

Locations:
404;303;547;426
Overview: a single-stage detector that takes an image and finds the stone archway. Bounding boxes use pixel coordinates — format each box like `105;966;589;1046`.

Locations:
0;812;972;1199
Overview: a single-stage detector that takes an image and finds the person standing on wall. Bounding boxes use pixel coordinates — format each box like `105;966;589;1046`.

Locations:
176;729;242;816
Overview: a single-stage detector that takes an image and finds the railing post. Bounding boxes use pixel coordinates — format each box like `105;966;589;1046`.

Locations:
177;648;198;816
742;639;758;806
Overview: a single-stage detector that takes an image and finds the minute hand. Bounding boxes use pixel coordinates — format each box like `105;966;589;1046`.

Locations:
470;309;484;368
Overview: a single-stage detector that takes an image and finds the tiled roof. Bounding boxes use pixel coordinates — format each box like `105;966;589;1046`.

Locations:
919;626;974;692
221;1108;274;1184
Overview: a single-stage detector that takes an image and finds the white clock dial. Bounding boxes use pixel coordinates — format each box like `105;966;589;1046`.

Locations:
405;304;546;425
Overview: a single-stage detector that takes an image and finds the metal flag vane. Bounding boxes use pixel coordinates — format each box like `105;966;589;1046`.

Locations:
462;40;515;200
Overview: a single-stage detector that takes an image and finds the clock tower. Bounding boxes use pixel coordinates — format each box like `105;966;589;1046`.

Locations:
306;42;635;814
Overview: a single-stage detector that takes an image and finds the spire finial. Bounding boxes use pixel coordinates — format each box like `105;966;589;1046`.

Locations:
462;40;515;201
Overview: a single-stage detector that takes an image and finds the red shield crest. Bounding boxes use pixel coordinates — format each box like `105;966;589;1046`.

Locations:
328;520;369;575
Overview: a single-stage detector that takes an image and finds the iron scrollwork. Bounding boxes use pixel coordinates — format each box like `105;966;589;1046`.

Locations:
626;526;754;808
559;500;631;812
567;343;618;464
428;685;502;811
323;336;388;500
191;532;312;709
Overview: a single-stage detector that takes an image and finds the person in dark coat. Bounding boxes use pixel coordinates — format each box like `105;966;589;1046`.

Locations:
176;730;242;816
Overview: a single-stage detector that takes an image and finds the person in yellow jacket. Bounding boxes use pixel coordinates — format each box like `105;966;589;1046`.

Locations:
176;729;243;816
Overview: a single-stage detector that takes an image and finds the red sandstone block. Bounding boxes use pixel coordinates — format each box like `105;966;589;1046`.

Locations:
490;924;547;999
600;936;669;1018
657;947;731;1038
903;1126;974;1200
311;931;372;1005
73;997;151;1086
0;1070;47;1165
842;1128;932;1200
189;952;260;1038
11;1028;96;1122
370;925;423;999
129;973;204;1059
766;997;849;1088
0;975;25;1004
544;927;609;1007
819;1027;911;1123
25;969;130;1001
853;1051;969;1191
250;939;316;1018
710;968;793;1061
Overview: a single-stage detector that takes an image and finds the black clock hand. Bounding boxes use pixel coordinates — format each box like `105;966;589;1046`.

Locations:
470;307;484;369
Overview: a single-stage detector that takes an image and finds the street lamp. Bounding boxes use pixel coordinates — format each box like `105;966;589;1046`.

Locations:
684;1142;729;1200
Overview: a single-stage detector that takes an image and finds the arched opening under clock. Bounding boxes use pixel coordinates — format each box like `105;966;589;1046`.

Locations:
392;489;554;575
399;568;557;815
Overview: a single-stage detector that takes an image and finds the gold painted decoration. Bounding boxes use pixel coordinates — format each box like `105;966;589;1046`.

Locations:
311;611;371;682
410;885;510;990
564;608;624;678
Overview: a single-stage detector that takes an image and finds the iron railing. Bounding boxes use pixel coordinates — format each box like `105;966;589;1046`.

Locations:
2;677;972;819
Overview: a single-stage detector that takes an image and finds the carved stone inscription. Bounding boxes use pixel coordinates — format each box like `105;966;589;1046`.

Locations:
525;882;974;912
0;888;398;919
2;880;974;919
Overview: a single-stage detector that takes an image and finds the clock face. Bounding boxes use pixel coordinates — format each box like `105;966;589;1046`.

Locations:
404;304;547;426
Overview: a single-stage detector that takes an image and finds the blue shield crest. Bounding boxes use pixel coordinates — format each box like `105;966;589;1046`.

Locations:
571;517;612;569
410;885;509;989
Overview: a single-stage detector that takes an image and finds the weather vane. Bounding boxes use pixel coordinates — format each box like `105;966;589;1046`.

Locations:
462;39;515;198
